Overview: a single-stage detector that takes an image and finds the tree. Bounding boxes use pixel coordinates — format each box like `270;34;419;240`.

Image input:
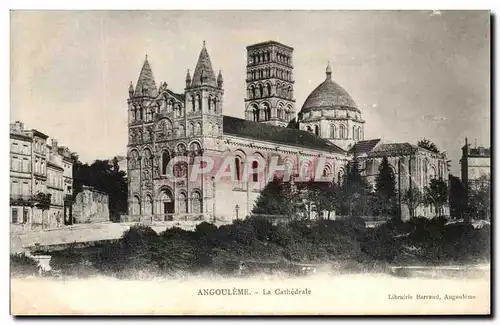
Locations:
467;175;491;221
402;187;424;218
339;157;373;217
373;156;398;216
417;138;440;153
252;176;302;218
449;175;466;219
424;178;448;217
302;181;340;220
286;118;299;129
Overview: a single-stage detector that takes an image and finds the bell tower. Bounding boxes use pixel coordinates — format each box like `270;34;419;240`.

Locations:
244;41;296;127
184;41;224;143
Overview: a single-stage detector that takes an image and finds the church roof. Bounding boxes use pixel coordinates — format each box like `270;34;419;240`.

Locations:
367;142;419;157
222;115;345;154
349;139;382;154
350;140;423;157
191;42;217;87
134;56;158;97
300;64;358;114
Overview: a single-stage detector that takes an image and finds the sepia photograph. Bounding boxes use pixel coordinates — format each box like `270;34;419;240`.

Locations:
8;9;491;315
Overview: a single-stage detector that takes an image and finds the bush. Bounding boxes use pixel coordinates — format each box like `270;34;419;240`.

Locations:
11;253;39;276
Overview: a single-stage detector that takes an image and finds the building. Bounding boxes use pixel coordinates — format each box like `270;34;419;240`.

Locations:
10;121;75;232
125;41;450;223
460;138;491;186
460;138;491;220
72;185;110;224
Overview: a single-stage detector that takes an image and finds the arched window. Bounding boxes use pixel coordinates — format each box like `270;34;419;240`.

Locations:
235;156;242;181
278;108;284;120
323;166;331;178
132;107;137;121
266;83;272;97
177;143;187;154
208;96;212;112
188;123;194;136
340;125;346;139
162;151;170;175
214;98;218;113
143;148;152;168
252;106;259;122
191;96;195;112
306;125;312;132
179;192;188;214
288;86;293;99
166;100;173;113
314;125;319;136
140;107;144;120
259;84;264;98
146;109;153;121
192;191;203;214
330;125;336;138
195;122;201;135
252;160;259;182
194;95;200;111
353;126;356;140
190;142;201;155
263;103;271;121
198;95;202;112
208;122;213;135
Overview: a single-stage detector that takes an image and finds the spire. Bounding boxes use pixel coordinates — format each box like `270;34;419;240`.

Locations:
134;55;158;97
325;61;332;80
217;69;223;87
191;41;217;87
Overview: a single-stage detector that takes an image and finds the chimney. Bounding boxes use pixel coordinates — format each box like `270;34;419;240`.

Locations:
51;139;58;152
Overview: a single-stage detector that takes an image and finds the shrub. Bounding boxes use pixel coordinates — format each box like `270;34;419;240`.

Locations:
10;253;39;276
195;222;218;237
50;246;97;277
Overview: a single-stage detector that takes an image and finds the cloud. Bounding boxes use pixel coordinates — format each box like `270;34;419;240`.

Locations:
421;114;448;121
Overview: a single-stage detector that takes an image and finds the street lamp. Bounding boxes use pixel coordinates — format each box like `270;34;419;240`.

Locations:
235;204;240;220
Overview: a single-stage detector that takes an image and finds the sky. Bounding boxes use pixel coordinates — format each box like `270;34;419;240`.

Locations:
10;10;490;175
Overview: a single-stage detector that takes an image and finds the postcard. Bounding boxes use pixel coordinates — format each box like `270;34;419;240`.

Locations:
9;10;491;315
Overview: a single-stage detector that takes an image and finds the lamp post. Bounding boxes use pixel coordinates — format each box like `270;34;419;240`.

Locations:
235;204;240;220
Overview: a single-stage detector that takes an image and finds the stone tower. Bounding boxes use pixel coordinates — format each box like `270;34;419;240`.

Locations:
244;41;296;127
184;41;224;146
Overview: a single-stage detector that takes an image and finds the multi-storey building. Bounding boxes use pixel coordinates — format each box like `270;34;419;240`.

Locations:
125;41;450;222
460;138;491;186
9;121;74;231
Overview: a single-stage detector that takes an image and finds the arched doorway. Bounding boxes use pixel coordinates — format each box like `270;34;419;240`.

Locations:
158;188;174;216
132;195;141;216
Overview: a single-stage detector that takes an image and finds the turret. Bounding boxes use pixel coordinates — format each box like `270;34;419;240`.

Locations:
128;81;134;98
185;69;191;87
217;70;223;88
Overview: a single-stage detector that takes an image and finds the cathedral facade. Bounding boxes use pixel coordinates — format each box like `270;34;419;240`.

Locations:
125;41;449;223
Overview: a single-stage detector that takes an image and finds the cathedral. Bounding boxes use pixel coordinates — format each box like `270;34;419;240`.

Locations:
125;40;449;223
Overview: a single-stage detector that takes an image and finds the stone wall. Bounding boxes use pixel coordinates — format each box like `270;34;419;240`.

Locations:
72;186;110;223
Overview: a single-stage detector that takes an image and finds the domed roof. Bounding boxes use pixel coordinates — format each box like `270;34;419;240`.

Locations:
301;63;359;113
